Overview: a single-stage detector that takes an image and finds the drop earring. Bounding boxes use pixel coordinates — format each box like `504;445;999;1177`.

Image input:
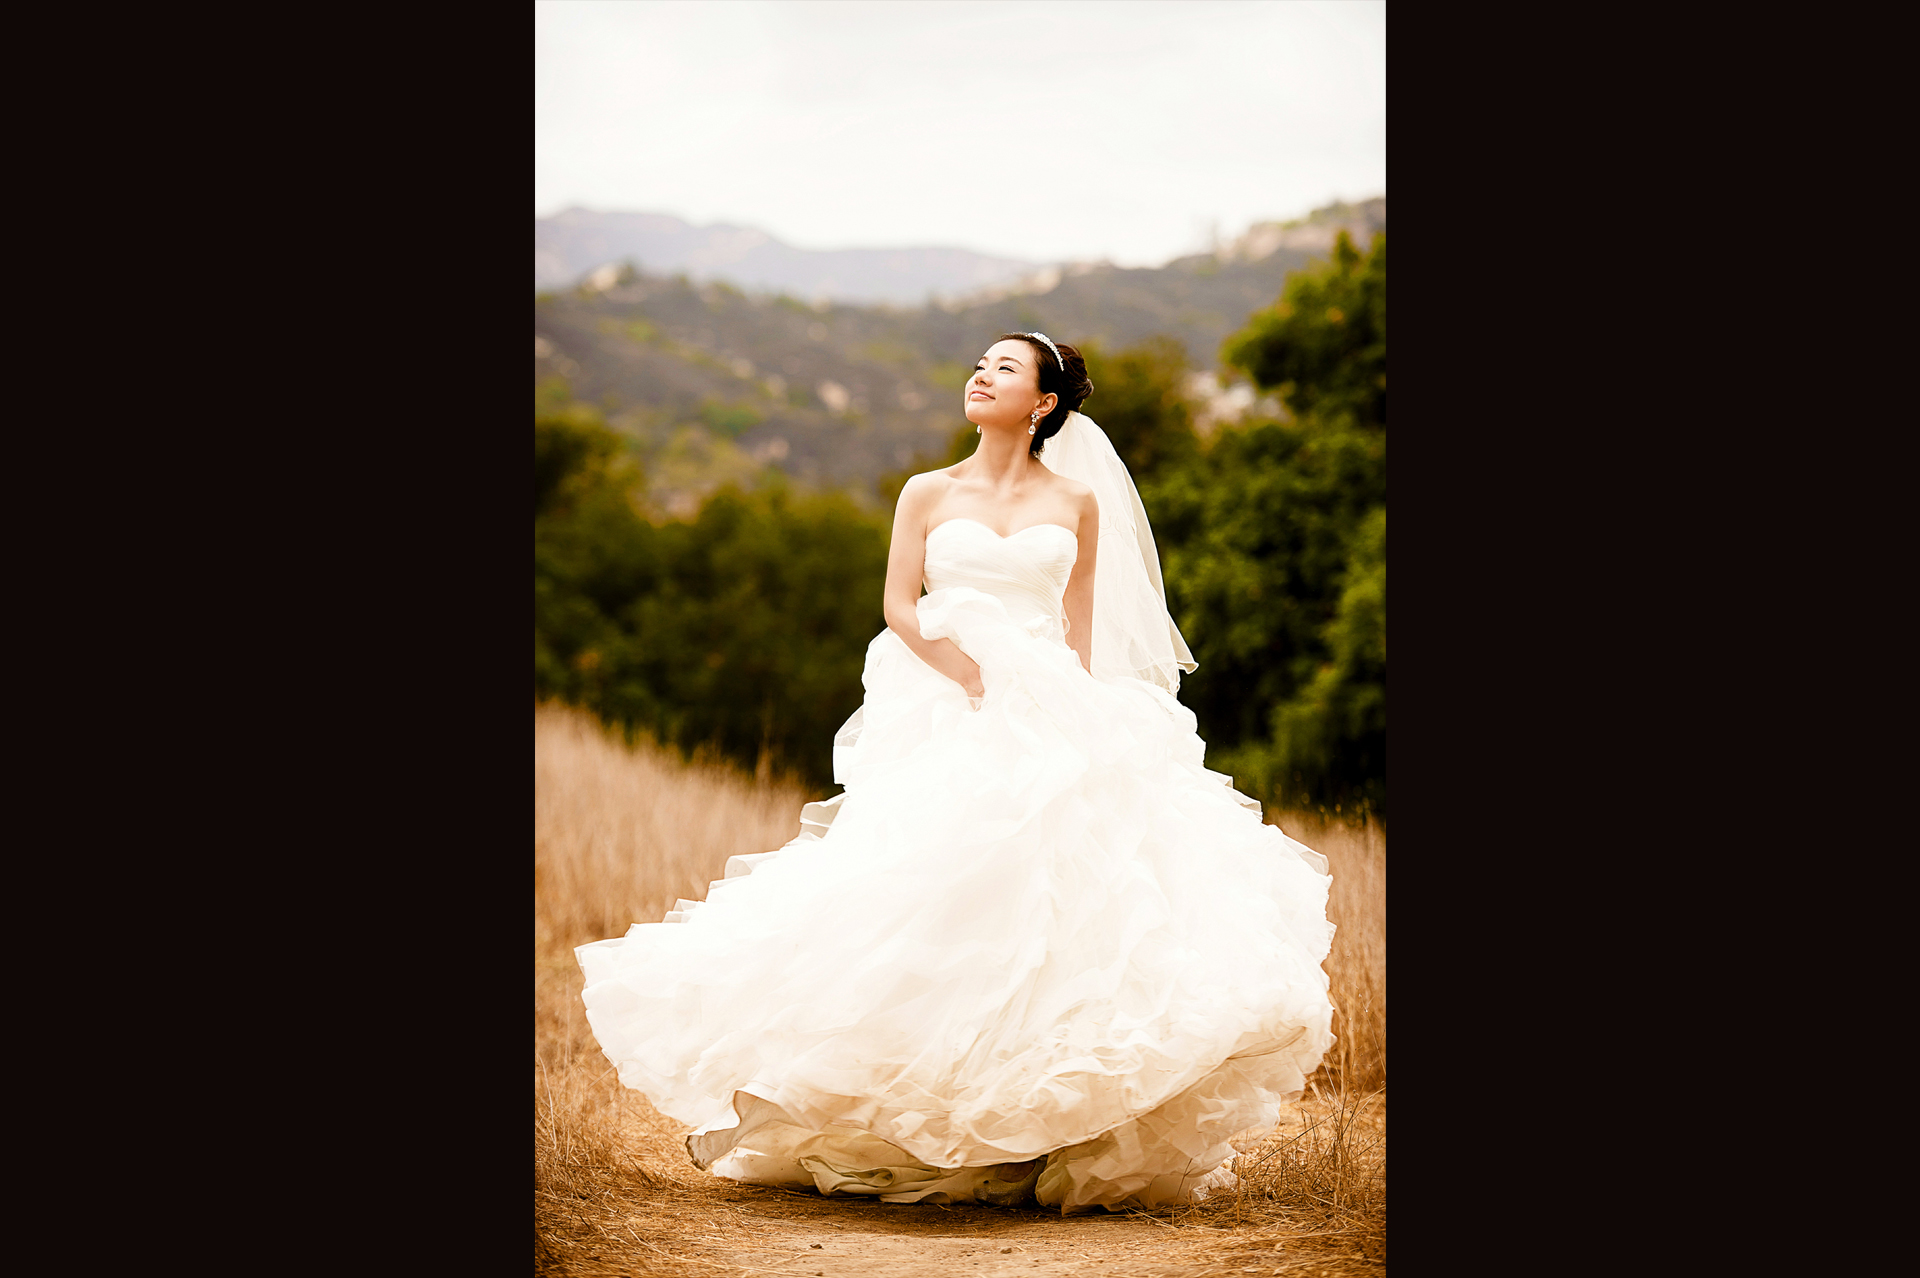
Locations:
1029;410;1040;435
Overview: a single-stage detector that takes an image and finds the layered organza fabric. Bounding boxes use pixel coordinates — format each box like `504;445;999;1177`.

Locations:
577;518;1335;1213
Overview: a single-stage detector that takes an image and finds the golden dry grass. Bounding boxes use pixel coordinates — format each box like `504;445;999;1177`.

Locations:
536;702;813;953
535;703;1385;1275
1266;811;1386;1097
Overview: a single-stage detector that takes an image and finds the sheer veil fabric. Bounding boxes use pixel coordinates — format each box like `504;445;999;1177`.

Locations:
575;412;1336;1214
1039;411;1196;693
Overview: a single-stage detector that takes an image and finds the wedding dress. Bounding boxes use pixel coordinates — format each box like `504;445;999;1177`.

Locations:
576;414;1335;1214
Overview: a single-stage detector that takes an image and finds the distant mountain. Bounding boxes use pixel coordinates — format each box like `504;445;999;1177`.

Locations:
535;197;1384;506
536;208;1046;306
920;198;1386;379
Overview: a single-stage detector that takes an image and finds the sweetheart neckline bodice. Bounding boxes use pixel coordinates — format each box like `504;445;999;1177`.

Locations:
923;515;1077;629
926;517;1076;542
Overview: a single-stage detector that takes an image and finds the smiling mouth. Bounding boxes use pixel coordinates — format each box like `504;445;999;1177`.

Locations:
968;390;992;399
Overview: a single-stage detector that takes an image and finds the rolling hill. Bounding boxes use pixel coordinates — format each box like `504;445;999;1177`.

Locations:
534;198;1384;506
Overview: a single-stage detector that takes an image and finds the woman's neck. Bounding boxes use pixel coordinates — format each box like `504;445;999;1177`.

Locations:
966;428;1040;490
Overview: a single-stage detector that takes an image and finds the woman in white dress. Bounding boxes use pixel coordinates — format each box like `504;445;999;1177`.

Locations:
577;333;1335;1214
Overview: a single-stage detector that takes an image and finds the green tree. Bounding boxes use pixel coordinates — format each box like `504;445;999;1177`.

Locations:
536;413;888;788
1078;337;1199;480
616;487;888;785
534;414;662;715
1267;505;1384;811
1142;416;1385;812
1139;230;1386;816
1222;231;1385;430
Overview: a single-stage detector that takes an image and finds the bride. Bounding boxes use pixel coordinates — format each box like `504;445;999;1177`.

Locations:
577;333;1335;1214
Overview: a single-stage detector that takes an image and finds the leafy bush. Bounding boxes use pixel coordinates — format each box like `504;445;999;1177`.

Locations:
1223;230;1385;429
1079;337;1199;480
1139;231;1387;815
535;414;887;788
699;401;763;439
1143;413;1385;814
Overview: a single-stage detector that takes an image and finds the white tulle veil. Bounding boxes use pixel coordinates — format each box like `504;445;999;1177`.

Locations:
1039;411;1197;692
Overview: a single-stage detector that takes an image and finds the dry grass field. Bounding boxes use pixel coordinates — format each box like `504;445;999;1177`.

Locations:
536;703;1386;1276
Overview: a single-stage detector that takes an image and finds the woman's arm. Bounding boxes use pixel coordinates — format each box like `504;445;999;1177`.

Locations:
883;474;985;697
1062;488;1099;675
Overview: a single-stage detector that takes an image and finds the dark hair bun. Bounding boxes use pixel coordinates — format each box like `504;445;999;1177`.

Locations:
998;333;1093;457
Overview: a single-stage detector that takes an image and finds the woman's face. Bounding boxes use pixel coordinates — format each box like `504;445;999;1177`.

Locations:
964;339;1053;432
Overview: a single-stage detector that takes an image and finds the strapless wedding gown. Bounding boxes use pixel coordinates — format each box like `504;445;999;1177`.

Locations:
576;518;1335;1213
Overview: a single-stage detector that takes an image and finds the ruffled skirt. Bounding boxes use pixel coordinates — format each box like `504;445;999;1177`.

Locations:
576;587;1335;1213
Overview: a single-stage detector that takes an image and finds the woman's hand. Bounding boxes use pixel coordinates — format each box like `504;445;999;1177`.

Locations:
957;654;985;700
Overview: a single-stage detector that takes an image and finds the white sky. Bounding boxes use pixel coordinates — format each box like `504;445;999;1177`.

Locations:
535;0;1385;267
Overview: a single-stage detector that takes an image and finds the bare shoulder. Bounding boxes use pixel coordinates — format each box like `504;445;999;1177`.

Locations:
893;469;954;524
1050;472;1098;516
901;468;960;499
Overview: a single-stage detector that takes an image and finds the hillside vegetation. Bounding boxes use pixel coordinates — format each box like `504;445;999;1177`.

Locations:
537;223;1385;815
536;198;1383;499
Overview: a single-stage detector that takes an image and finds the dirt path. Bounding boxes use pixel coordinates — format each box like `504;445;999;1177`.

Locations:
555;1174;1376;1277
623;1194;1211;1276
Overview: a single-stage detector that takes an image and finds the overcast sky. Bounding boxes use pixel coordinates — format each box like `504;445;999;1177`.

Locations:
536;1;1384;268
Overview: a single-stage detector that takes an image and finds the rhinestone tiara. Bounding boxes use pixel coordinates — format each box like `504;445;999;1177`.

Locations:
1026;331;1066;372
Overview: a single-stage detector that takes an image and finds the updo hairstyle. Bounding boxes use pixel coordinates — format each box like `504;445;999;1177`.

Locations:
998;333;1094;457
